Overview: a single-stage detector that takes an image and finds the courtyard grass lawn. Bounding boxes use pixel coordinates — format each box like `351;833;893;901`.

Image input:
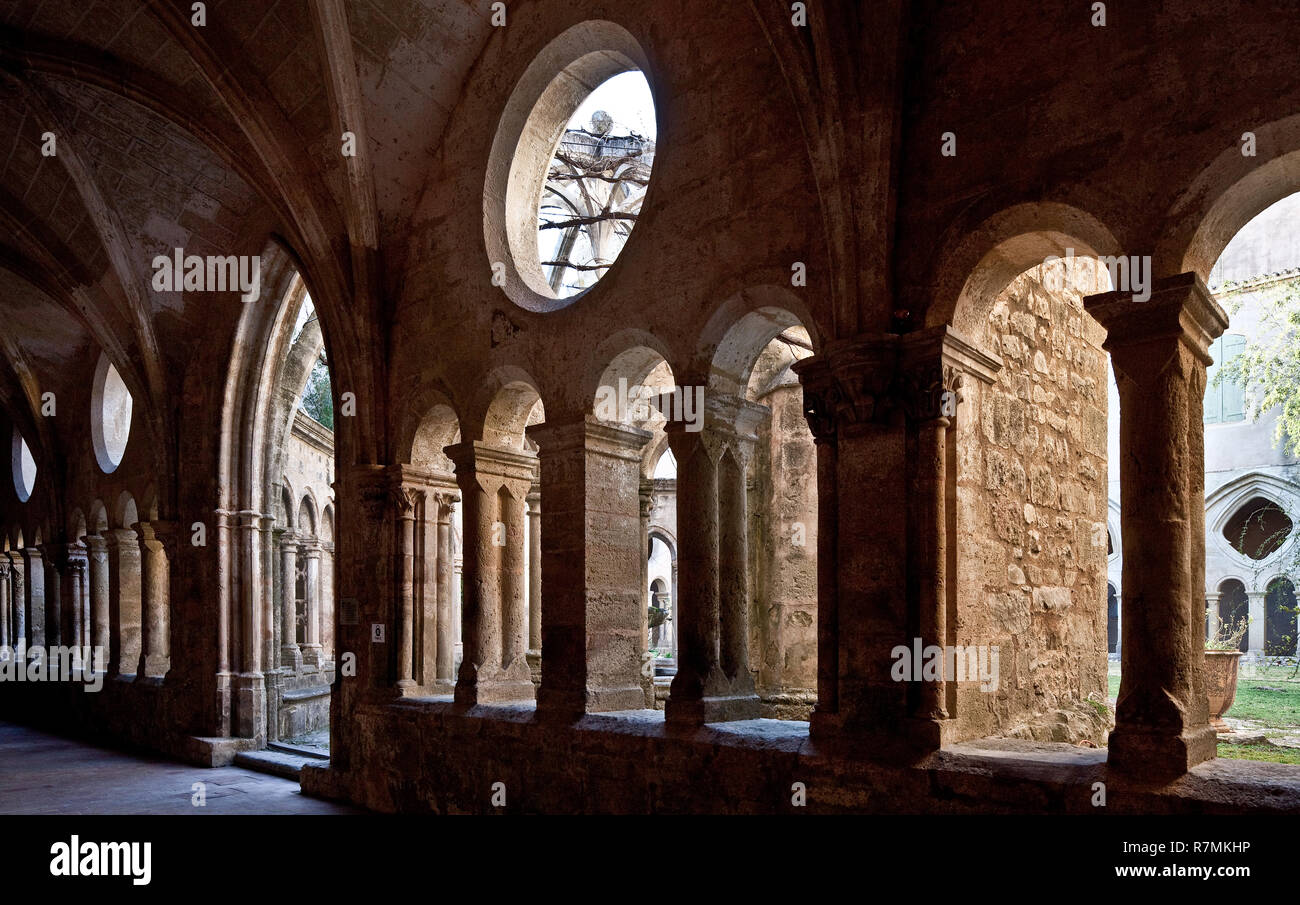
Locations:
1216;744;1300;766
1107;661;1300;766
1223;664;1300;727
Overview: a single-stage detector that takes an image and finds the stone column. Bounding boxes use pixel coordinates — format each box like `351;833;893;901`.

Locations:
280;533;302;670
21;547;44;648
302;539;324;668
104;529;140;675
1247;591;1266;655
259;514;277;680
0;560;10;649
446;442;535;705
1114;592;1122;655
528;417;651;721
43;544;67;648
1086;272;1226;777
84;536;109;671
435;492;458;693
661;422;720;726
40;548;61;647
898;327;994;746
67;553;86;669
500;486;527;676
1205;592;1221;643
134;521;177;679
8;553;24;647
792;341;904;746
791;330;998;754
526;485;542;680
214;510;234;736
638;479;653;702
392;484;419;690
717;448;750;683
231;512;265;735
298;538;323;669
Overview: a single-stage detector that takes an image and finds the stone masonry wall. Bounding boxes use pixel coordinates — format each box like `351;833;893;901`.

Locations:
954;260;1110;743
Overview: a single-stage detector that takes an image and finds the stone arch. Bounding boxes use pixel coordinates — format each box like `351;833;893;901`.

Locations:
69;508;87;543
114;492;138;531
937;209;1118;737
642;432;673;479
1161;112;1300;281
88;500;109;534
279;480;297;531
1215;577;1250;653
1106;582;1119;655
586;329;677;407
406;402;462;474
139;485;160;522
927;203;1123;333
298;494;318;538
591;341;677;441
698;294;822;393
1263;575;1298;656
216;243;338;741
479;369;546;451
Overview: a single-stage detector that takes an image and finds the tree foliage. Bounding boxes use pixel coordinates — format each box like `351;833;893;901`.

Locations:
1217;278;1300;456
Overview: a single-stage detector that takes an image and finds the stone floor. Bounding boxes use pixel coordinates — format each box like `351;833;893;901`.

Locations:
0;722;361;814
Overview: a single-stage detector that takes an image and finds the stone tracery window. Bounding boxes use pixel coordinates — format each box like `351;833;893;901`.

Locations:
1223;495;1292;560
537;71;655;297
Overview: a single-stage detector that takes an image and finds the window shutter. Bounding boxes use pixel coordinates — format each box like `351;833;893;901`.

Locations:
1204;335;1223;424
1223;334;1246;422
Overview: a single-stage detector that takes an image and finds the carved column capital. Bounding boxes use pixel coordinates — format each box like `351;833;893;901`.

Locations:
899;324;1003;423
792;334;903;441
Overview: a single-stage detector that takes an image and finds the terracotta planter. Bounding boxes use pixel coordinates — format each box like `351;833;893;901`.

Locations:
1204;650;1244;732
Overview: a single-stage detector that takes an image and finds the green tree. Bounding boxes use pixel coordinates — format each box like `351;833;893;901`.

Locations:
1217;278;1300;455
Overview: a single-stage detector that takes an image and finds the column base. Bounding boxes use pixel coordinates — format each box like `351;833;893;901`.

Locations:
233;672;267;743
664;670;761;726
430;678;456;696
138;655;170;678
214;671;233;737
526;649;541;686
808;709;952;763
301;643;324;669
281;645;303;672
1107;724;1218;781
454;660;535;706
538;683;647;723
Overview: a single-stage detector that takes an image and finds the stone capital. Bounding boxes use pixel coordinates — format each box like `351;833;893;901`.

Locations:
102;528;138;552
528;414;652;464
1085;272;1228;382
898;324;1003;423
445;440;539;498
134;520;181;557
433;490;460;521
82;534;108;557
792;334;903;441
